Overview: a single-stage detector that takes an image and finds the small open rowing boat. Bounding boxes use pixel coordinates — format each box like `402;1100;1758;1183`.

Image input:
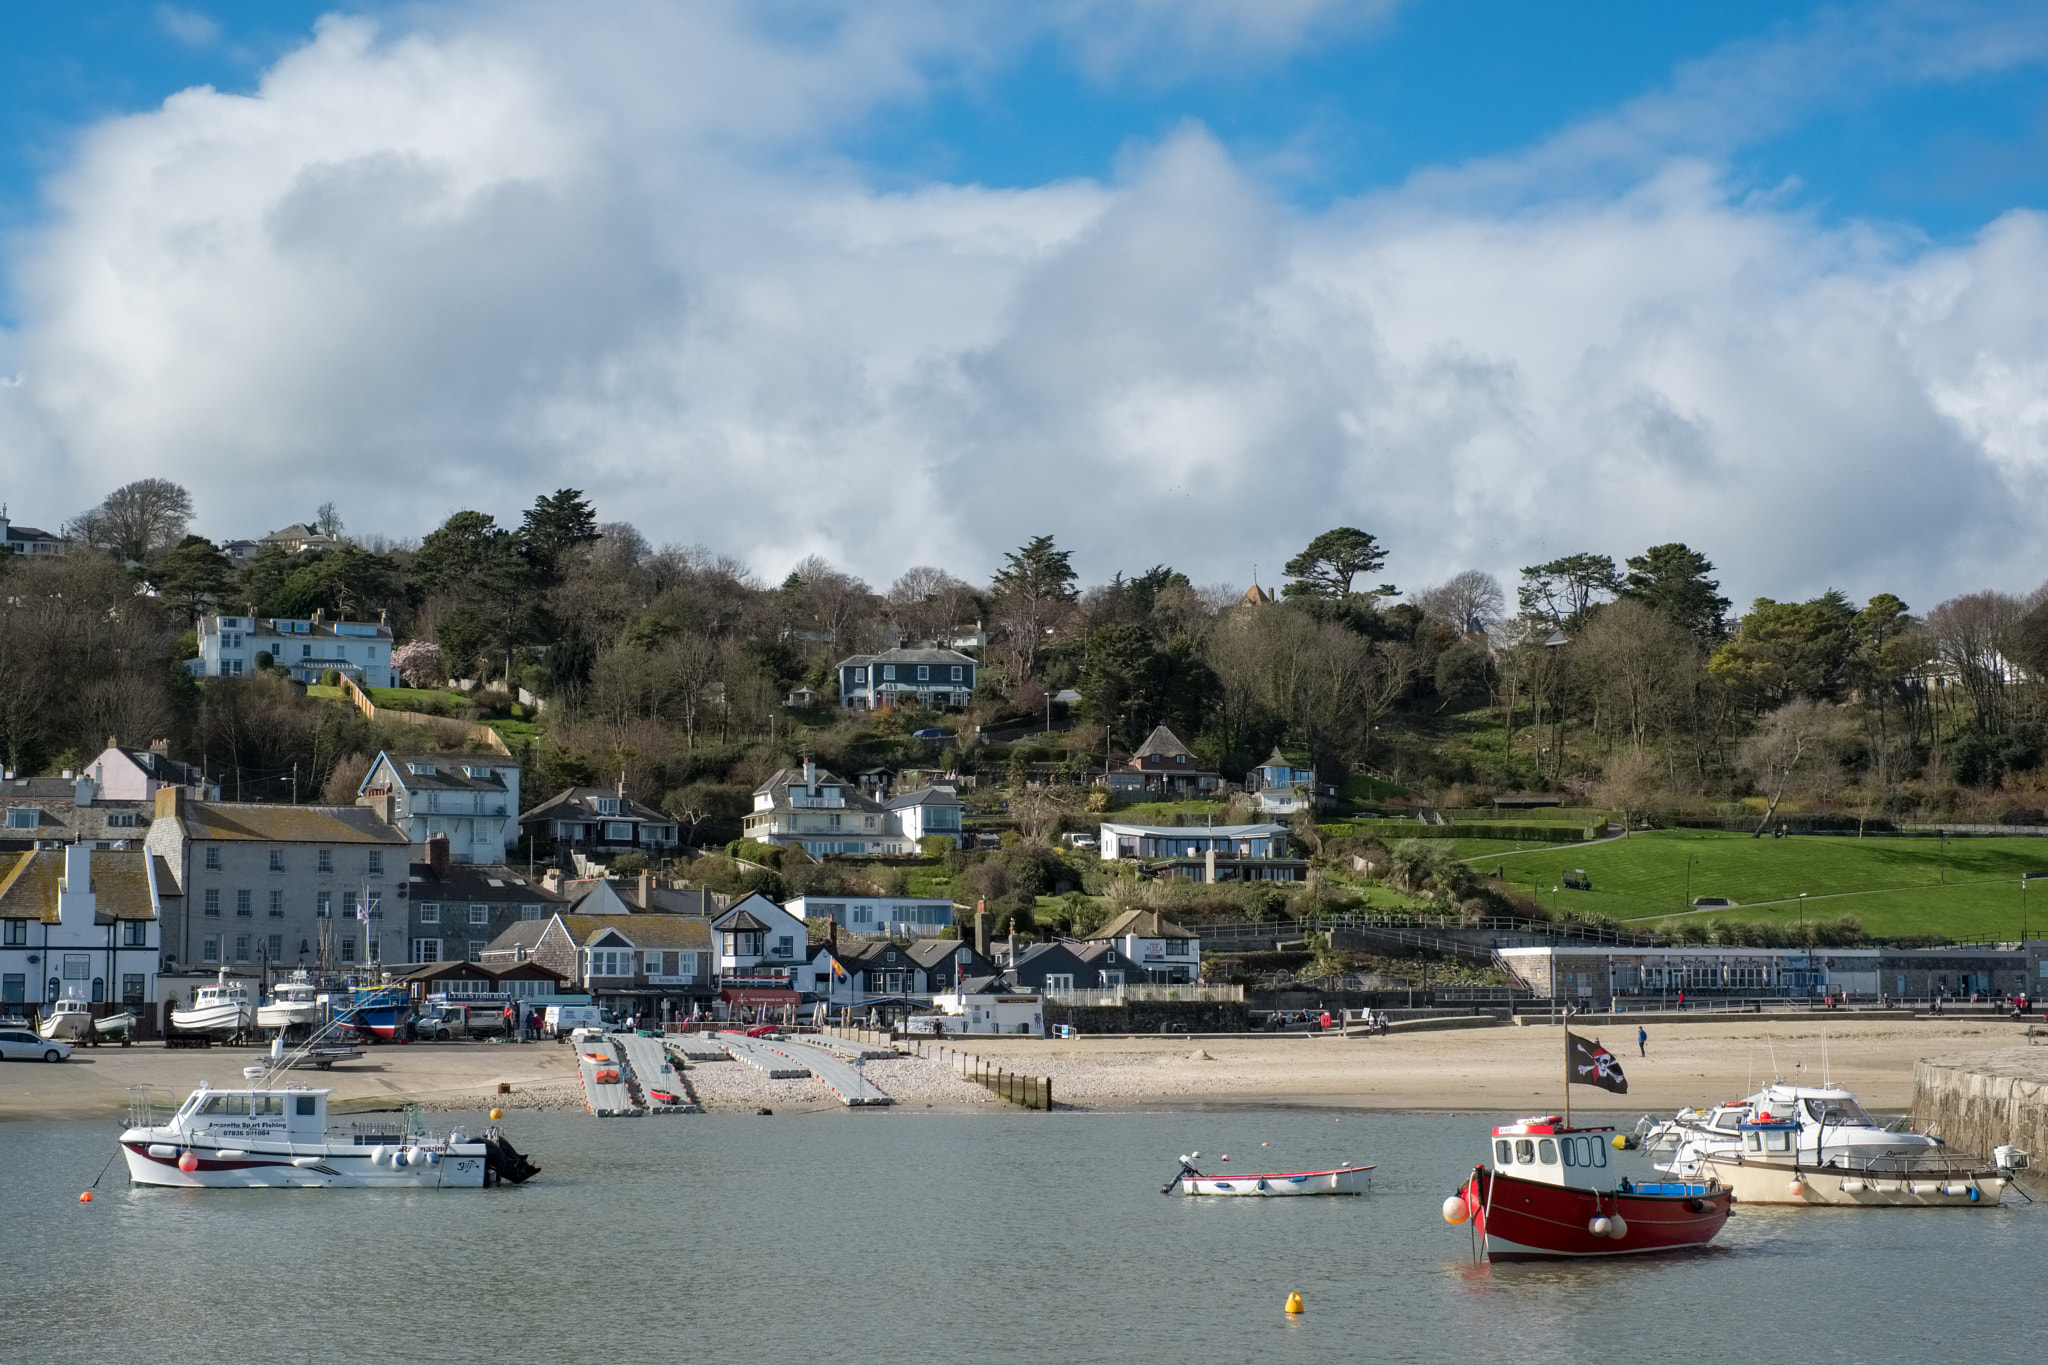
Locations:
1167;1153;1374;1196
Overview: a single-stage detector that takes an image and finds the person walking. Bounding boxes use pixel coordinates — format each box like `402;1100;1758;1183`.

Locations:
1638;1024;1648;1057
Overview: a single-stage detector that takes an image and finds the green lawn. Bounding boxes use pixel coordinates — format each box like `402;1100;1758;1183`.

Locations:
1102;800;1228;824
1456;828;2048;941
365;686;467;710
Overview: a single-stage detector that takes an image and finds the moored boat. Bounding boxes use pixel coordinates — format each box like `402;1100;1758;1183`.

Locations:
1170;1154;1374;1196
1641;1082;1941;1170
1662;1116;2008;1207
117;1079;536;1189
1447;1117;1733;1260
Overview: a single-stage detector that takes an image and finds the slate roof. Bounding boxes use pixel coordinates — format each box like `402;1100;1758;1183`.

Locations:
520;787;668;822
175;803;412;845
1085;909;1199;941
713;907;773;933
837;646;978;669
367;752;515;793
906;939;980;970
884;787;961;811
409;862;561;907
108;746;211;789
751;765;886;814
554;913;711;950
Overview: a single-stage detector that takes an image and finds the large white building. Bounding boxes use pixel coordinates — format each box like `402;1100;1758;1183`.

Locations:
357;752;521;865
191;610;396;686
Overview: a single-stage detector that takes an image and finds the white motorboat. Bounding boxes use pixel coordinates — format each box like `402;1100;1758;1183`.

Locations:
172;976;254;1038
257;978;323;1031
1640;1081;1942;1171
1169;1153;1374;1196
1667;1118;2008;1207
117;1080;536;1189
38;997;94;1041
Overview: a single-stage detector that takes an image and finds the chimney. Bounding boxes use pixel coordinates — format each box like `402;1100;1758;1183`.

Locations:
150;739;169;756
107;735;119;752
542;867;562;893
75;776;95;808
974;899;988;957
1007;918;1018;974
154;787;183;822
426;833;450;879
638;870;653;909
1204;847;1216;884
803;757;816;790
828;919;840;954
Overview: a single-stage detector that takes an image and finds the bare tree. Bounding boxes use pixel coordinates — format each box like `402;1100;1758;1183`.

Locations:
69;478;194;562
1413;570;1506;634
1735;698;1847;833
888;566;976;645
1924;591;2026;734
1575;598;1695;753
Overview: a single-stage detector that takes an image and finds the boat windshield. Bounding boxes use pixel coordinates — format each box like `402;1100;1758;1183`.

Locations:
1805;1096;1873;1126
1711;1110;1745;1130
198;1094;250;1115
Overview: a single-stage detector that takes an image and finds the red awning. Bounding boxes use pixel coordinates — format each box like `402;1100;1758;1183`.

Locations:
721;989;800;1006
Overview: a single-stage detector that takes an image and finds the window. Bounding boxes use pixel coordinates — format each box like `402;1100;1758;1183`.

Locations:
203;889;221;917
297;1095;317;1116
2;920;24;946
234;935;251;962
775;935;794;959
1044;973;1073;993
235;889;252;918
521;904;542;920
1165;939;1189;956
4;808;35;829
62;953;88;980
950;666;963;681
106;812;138;828
418;902;440;925
588;948;633;977
470;904;490;925
882;665;896;680
1513;1139;1535;1164
367;851;383;876
342;892;357;919
916;665;929;681
606;821;633;841
204;846;222;871
122;919;147;946
595;798;620;815
469;940;486;962
1537;1139;1558;1164
269;890;284;918
340;939;355;963
202;936;219;963
316;891;332;918
1;976;23;1005
268;849;284;872
853;667;866;683
366;891;382;918
411;939;442;964
121;974;144;1005
317;849;333;874
267;934;283;961
1101;970;1124;987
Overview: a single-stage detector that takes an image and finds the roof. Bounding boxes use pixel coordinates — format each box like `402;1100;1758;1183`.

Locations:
837;646;978;668
0;851;62;922
367;752;515;793
751;766;886;814
482;920;555;955
105;746;209;789
409;862;561;905
1098;821;1291;839
519;787;667;822
1085;909;1198;941
1257;747;1310;770
1132;726;1197;761
0;849;157;922
176;802;412;845
906;939;980;969
713;907;773;933
555;913;711;950
1238;583;1274;606
884;787;961;810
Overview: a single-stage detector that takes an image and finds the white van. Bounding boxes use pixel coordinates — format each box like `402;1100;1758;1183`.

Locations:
544;1005;618;1037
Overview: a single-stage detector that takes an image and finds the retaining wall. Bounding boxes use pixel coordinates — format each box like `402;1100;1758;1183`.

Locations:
1044;1000;1248;1034
1913;1049;2048;1190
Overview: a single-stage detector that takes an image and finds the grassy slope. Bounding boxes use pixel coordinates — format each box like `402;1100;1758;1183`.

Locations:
1455;829;2048;941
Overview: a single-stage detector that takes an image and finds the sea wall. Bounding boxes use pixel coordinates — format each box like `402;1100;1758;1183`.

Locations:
1913;1049;2048;1190
1044;1000;1249;1034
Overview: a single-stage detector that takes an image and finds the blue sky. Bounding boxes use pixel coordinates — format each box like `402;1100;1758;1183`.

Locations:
5;1;2048;605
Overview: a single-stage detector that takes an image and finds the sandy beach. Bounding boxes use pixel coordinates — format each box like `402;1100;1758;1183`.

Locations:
2;1017;2033;1121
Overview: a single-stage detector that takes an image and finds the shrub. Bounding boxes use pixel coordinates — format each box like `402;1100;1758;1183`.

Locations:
254;650;274;670
320;669;342;687
609;852;650;875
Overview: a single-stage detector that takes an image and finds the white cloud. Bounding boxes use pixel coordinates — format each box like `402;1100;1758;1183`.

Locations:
5;1;2048;612
156;5;224;50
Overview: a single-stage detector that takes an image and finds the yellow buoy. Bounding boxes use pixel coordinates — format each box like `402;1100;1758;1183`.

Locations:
1284;1292;1304;1315
489;1108;504;1120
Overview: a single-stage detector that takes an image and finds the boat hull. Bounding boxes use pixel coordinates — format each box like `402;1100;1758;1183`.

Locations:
40;1012;92;1041
170;1004;251;1037
1181;1165;1374;1196
1692;1156;2004;1207
119;1135;487;1189
256;1003;322;1030
1466;1168;1732;1260
93;1011;136;1036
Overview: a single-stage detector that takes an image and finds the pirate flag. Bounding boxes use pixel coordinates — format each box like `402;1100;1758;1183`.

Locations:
1567;1031;1628;1094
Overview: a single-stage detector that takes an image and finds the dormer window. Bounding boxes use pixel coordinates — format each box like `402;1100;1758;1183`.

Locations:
595;798;620;815
412;763;436;776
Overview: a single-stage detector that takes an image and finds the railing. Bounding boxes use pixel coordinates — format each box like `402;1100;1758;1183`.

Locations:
1044;983;1244;1006
1196;913;1664;949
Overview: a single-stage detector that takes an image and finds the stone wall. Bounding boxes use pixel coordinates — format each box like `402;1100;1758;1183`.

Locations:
1043;1000;1248;1034
1913;1049;2048;1190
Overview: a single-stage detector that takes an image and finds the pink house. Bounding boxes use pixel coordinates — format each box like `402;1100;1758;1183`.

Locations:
86;742;218;803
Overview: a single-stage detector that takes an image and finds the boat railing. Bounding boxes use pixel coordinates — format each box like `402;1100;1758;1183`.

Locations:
126;1084;177;1130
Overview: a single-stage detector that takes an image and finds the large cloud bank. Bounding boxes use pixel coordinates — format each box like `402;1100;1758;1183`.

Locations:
4;0;2048;606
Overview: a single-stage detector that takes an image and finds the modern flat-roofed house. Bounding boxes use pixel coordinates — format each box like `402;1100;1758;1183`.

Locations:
1081;909;1201;984
145;789;416;978
743;761;906;856
786;893;957;938
1096;821;1304;882
0;846;162;1021
191;609;396;685
1102;725;1222;796
519;787;680;858
837;646;977;710
359;752;521;865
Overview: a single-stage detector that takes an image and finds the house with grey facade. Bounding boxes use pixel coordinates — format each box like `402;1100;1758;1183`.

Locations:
836;646;977;710
406;836;563;964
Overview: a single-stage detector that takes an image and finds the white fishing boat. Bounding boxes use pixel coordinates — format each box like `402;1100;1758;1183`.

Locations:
1656;1115;2014;1207
257;977;323;1031
116;1080;537;1189
1640;1081;1942;1170
38;996;94;1041
171;975;254;1038
1168;1152;1374;1196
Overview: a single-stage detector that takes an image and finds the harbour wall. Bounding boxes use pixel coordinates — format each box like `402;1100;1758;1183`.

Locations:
1912;1049;2048;1193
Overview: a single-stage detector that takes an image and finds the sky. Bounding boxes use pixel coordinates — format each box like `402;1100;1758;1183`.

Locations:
5;1;2048;612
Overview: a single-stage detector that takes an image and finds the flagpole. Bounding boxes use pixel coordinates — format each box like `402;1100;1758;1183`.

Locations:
1563;1025;1571;1129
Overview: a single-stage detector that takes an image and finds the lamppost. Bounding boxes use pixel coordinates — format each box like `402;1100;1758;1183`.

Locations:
1798;892;1808;940
1685;854;1698;912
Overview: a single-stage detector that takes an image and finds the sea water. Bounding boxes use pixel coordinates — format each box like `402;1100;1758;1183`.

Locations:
1;1107;2037;1364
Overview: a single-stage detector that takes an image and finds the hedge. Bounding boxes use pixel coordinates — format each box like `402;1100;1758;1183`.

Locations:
1321;820;1600;843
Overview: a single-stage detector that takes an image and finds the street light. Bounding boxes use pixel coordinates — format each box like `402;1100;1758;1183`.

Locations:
1685;854;1698;912
1798;892;1808;941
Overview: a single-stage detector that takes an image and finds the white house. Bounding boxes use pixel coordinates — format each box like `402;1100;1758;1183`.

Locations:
884;786;964;849
1095;822;1306;883
191;609;396;686
357;752;521;864
85;742;218;803
710;894;810;979
787;894;957;938
1246;747;1327;815
0;846;162;1015
743;761;908;856
1081;909;1201;984
928;982;1044;1035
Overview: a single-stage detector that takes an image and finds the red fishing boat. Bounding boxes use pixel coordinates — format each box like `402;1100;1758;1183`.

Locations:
1441;1029;1733;1260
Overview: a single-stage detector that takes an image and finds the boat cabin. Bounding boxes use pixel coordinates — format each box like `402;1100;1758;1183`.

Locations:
1491;1117;1620;1189
1738;1118;1801;1156
171;1084;332;1141
193;981;251;1008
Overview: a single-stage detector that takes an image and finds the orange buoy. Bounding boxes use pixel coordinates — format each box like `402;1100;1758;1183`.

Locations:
79;1191;93;1202
177;1151;199;1173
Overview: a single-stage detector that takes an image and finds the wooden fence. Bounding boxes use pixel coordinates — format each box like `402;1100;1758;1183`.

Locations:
825;1027;1054;1110
338;675;512;756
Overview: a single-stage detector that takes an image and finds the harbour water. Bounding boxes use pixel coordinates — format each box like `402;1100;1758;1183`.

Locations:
3;1106;2038;1364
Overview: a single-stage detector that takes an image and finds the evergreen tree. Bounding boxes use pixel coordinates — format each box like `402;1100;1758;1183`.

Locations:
1281;528;1393;600
1620;543;1730;642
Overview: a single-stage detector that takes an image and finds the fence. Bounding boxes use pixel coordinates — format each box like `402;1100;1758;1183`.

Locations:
1196;913;1663;949
827;1027;1054;1110
338;674;513;757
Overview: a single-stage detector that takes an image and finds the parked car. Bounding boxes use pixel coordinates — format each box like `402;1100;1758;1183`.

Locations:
0;1027;70;1062
1060;832;1098;849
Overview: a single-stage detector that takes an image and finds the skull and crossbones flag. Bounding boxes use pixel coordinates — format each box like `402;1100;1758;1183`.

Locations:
1567;1032;1628;1094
